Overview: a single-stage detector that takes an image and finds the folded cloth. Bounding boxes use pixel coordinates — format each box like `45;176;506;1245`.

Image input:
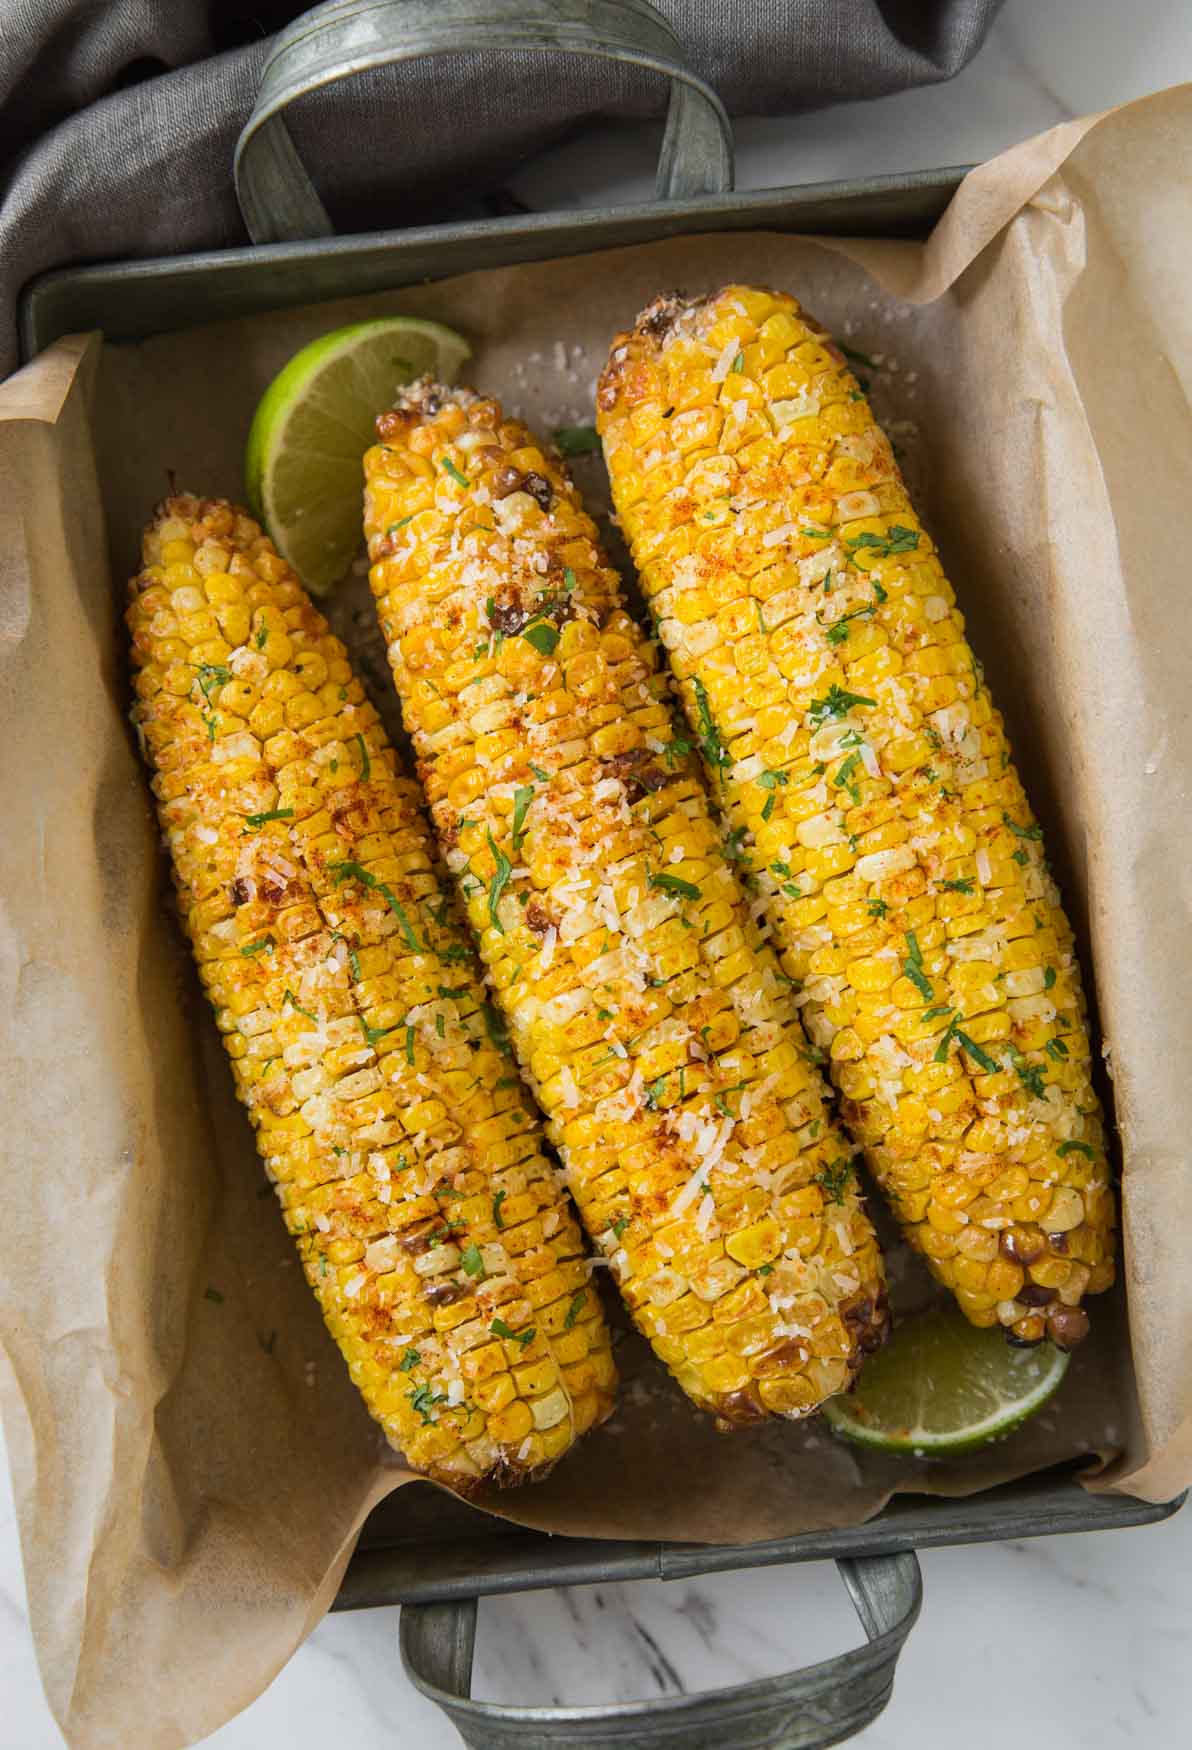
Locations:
0;0;1002;376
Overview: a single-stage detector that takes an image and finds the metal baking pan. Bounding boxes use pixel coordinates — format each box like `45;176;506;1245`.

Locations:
19;3;1183;1744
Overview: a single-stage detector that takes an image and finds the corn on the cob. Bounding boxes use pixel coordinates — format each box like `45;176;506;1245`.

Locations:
597;285;1115;1348
127;496;615;1487
363;385;889;1427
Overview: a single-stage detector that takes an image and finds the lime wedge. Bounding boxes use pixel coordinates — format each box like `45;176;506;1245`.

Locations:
245;317;470;594
823;1305;1069;1455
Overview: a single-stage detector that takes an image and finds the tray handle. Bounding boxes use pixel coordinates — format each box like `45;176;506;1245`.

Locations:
234;0;734;245
399;1549;922;1749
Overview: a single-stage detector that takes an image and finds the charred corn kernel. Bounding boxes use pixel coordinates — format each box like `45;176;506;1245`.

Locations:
599;285;1115;1344
128;496;615;1492
365;384;889;1426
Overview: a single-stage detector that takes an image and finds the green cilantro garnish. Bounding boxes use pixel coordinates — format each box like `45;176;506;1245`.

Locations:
283;988;317;1024
460;1243;486;1278
239;938;274;957
409;1383;446;1424
730;351;744;373
1012;848;1029;866
833;751;863;805
357;1014;391;1051
902;932;933;1002
1009;1048;1048;1099
491;1318;534;1348
844;524;920;559
528;763;550;782
867;897;889;918
643;1074;669;1111
757;767;789;821
933;1015;999;1073
563;1289;587;1330
511;784;535;852
329;859;423;951
386;516;414;535
195;662;231;702
398;1348;421;1372
691;676;732;780
492;1190;506;1230
940;876;975;893
1057;1140;1095;1158
522;620;560;657
480;1001;513;1056
243;807;294;828
405;1024;416;1065
1002;812;1042;842
1044;966;1057;990
817;1158;855;1205
612;1216;629;1241
808;685;876;727
1045;1037;1069;1061
353;733;371;783
485;830;513;932
648;872;701;902
662;735;693;768
553;425;600;456
255;626;269;649
441;456;468;487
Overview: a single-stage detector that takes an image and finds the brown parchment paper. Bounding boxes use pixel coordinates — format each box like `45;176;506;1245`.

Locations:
2;83;1191;1749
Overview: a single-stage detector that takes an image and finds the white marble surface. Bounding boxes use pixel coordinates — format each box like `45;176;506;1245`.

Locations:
5;0;1192;1743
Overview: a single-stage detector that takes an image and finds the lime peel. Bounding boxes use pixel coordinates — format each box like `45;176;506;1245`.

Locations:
245;317;470;594
823;1304;1070;1456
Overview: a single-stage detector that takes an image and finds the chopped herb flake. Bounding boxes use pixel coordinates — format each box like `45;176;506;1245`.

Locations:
933;1015;999;1073
833;751;863;805
817;1158;855;1205
554;424;600;456
563;1289;587;1330
648;871;700;902
491;1318;534;1348
283;988;317;1024
353;733;371;782
239;937;273;956
485;830;513;932
808;685;876;726
691;676;732;780
940;876;975;893
511;784;535;852
845;524;920;559
1002;811;1042;841
409;1383;445;1424
441;456;468;487
243;807;294;828
1057;1140;1095;1158
903;932;934;1002
522;620;560;657
398;1348;421;1372
460;1243;486;1278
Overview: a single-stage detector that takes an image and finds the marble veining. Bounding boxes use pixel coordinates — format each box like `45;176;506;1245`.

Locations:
4;0;1192;1742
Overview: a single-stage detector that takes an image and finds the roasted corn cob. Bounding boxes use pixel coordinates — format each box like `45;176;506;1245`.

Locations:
127;496;615;1487
597;285;1115;1348
363;384;889;1426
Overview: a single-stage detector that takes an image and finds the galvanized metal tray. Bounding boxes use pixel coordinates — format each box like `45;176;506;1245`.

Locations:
19;4;1184;1745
